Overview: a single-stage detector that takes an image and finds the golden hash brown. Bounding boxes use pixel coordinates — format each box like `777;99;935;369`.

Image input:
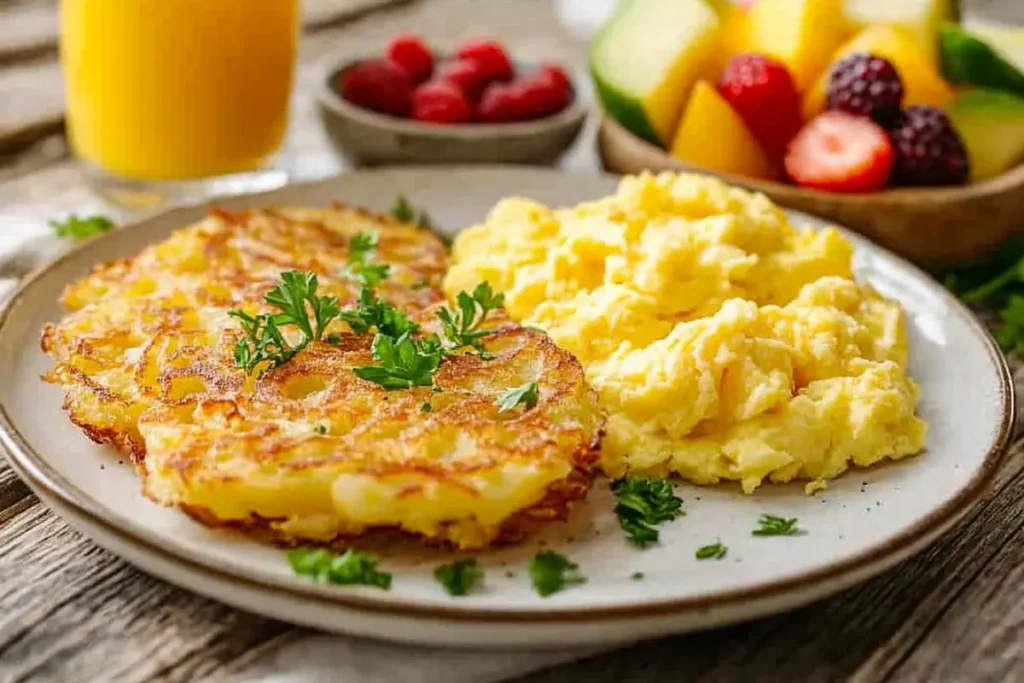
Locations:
41;206;603;549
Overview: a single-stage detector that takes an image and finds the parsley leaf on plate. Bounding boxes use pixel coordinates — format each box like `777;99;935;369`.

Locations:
695;540;728;560
434;558;483;596
287;548;392;589
611;477;684;548
752;514;802;537
50;214;114;240
529;551;585;597
494;381;540;413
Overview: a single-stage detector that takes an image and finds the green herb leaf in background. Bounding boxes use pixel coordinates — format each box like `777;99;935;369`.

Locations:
695;540;728;560
752;514;802;537
391;194;434;229
49;214;115;240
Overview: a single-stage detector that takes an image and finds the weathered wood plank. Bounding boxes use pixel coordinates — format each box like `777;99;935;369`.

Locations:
0;1;57;66
0;504;291;683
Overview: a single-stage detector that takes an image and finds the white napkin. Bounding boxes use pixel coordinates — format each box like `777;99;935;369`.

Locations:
227;634;602;683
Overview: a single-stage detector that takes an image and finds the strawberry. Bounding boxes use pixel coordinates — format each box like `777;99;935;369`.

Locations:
411;81;473;124
385;33;434;84
784;112;895;193
456;39;515;83
436;59;490;100
338;59;414;117
716;54;802;162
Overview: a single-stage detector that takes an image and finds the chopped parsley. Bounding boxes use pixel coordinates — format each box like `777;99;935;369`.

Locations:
391;194;434;229
421;402;432;413
50;214;114;240
352;332;442;390
631;571;645;581
434;558;483;596
313;424;328;435
529;551;585;597
752;514;802;537
436;282;504;354
695;540;728;560
228;271;341;376
611;477;684;547
494;381;540;413
287;548;392;589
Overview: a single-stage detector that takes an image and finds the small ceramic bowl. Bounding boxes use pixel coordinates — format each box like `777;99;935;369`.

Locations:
598;115;1024;267
317;56;588;167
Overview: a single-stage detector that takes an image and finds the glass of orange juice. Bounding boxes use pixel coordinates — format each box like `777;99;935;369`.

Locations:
60;0;299;205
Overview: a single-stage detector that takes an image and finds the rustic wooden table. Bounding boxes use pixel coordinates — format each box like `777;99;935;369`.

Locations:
2;1;1023;681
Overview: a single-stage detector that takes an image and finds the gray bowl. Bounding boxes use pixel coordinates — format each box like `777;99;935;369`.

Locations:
317;55;588;166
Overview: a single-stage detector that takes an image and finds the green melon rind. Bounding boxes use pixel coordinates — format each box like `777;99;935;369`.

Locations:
939;24;1024;96
948;88;1024;180
591;68;662;148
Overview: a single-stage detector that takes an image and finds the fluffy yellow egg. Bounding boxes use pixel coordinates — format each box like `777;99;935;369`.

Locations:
445;172;927;493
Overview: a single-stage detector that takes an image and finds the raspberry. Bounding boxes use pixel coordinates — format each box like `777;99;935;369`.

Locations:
385;33;434;84
716;54;802;162
411;81;473;124
536;64;572;94
456;39;515;83
826;52;904;125
436;59;490;100
338;59;414;118
519;73;571;119
889;106;970;186
477;82;525;123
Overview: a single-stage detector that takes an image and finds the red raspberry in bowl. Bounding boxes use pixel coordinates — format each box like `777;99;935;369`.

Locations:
536;64;572;94
456;39;515;83
716;53;802;162
520;72;571;118
385;33;434;84
338;59;414;117
826;52;904;125
888;106;970;186
411;80;473;124
477;82;526;123
436;59;490;100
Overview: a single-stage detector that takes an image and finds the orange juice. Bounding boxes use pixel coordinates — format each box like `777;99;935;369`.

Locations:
60;0;299;181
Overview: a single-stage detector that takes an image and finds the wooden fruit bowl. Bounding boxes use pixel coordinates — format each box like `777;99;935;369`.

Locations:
598;115;1024;266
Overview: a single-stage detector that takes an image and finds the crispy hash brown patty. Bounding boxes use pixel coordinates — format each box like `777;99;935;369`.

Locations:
41;206;603;549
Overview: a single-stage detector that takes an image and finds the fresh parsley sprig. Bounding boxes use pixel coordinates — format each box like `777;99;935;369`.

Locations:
752;514;802;537
391;194;434;229
344;231;391;290
353;332;442;390
287;548;392;589
50;214;114;240
436;282;505;353
228;271;341;375
434;558;483;597
611;477;684;548
529;551;585;597
495;381;540;413
695;540;728;560
942;237;1024;354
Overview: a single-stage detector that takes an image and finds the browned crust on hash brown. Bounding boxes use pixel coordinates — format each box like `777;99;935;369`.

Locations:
41;205;605;549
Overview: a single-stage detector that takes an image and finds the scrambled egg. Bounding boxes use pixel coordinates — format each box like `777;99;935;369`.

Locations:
444;172;927;493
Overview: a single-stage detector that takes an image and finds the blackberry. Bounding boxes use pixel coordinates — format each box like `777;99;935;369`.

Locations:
826;52;904;125
889;106;970;187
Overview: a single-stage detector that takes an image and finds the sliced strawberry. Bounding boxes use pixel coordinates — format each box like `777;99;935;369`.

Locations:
338;59;414;117
456;39;515;83
785;112;894;193
385;33;434;83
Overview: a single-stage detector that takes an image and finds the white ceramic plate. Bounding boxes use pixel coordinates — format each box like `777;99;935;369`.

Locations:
0;167;1013;648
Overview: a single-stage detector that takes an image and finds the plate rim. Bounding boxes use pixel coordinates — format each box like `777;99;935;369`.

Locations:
0;166;1015;624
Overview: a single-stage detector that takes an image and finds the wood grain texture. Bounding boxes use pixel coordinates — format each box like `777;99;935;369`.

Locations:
0;0;1023;681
